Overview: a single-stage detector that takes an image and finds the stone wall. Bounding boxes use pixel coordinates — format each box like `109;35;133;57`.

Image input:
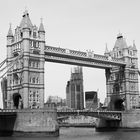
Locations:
121;110;140;128
0;109;59;136
96;110;140;131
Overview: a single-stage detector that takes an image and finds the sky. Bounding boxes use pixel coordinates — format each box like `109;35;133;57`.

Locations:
0;0;140;108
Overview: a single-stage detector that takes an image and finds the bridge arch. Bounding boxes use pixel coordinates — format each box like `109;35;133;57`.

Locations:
114;98;124;111
13;93;23;109
110;97;125;111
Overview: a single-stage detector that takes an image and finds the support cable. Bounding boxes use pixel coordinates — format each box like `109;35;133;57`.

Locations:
0;53;23;79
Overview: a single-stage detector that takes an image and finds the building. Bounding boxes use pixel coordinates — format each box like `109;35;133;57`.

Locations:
105;33;139;110
66;66;84;110
46;96;66;107
85;91;98;110
63;115;96;125
4;10;45;109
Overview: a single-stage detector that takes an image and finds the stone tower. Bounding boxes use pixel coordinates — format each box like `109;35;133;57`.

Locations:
66;66;84;110
105;33;139;110
6;10;45;109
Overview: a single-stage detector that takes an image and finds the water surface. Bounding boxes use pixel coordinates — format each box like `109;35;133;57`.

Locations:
1;127;139;140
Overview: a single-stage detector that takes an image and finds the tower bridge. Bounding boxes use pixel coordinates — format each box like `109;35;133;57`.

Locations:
0;10;140;133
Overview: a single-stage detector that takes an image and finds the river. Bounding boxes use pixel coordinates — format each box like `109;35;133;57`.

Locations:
1;127;140;140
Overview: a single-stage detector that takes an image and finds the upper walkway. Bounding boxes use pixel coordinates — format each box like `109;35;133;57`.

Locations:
44;46;126;69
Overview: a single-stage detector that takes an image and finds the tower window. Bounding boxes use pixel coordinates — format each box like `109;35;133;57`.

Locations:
36;77;39;83
33;32;37;38
76;85;80;92
20;32;23;38
29;31;32;36
33;92;36;97
32;77;35;83
36;62;38;68
33;41;36;48
33;62;35;67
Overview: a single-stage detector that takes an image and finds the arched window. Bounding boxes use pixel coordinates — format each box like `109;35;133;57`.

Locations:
36;77;39;83
32;77;36;83
33;32;37;38
33;61;35;67
33;91;36;98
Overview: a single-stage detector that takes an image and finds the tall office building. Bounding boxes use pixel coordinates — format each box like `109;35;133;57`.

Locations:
66;67;84;110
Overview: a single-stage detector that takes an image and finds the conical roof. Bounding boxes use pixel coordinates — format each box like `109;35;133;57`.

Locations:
39;18;45;32
133;40;137;50
20;10;33;29
7;24;13;37
105;43;109;53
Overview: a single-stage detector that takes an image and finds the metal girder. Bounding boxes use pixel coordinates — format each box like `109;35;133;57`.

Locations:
57;110;122;121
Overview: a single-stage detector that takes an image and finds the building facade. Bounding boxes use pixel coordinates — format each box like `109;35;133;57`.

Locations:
66;67;84;110
85;91;98;110
5;10;45;109
105;33;139;110
46;95;66;107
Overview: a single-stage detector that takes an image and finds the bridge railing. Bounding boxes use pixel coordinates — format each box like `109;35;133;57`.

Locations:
57;110;122;120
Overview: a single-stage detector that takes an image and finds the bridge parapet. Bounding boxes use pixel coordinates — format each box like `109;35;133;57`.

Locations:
0;108;56;114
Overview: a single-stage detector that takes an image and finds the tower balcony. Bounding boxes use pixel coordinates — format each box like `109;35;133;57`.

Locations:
30;47;40;54
12;48;21;57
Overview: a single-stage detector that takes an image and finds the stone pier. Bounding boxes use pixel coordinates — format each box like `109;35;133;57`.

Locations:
96;110;140;131
0;109;59;136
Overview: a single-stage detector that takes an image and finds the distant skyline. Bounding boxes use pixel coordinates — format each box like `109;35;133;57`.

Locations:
0;0;140;108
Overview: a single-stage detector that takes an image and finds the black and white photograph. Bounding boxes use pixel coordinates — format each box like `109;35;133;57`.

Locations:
0;0;140;139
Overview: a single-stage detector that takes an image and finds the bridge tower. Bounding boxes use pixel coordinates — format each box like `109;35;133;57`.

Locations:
105;33;139;110
5;10;45;109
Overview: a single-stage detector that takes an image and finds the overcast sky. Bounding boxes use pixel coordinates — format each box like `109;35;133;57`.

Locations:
0;0;140;108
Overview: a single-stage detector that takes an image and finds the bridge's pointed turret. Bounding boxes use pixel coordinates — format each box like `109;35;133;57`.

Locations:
20;10;33;29
7;24;13;59
38;18;45;41
104;43;109;56
132;40;137;51
7;23;13;37
39;18;45;33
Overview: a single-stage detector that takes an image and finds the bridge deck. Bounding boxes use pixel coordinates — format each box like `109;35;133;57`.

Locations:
57;110;122;121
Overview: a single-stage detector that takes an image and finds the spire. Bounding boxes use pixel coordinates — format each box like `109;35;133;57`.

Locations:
105;43;109;53
7;23;13;37
133;40;137;50
20;10;33;29
39;18;45;32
